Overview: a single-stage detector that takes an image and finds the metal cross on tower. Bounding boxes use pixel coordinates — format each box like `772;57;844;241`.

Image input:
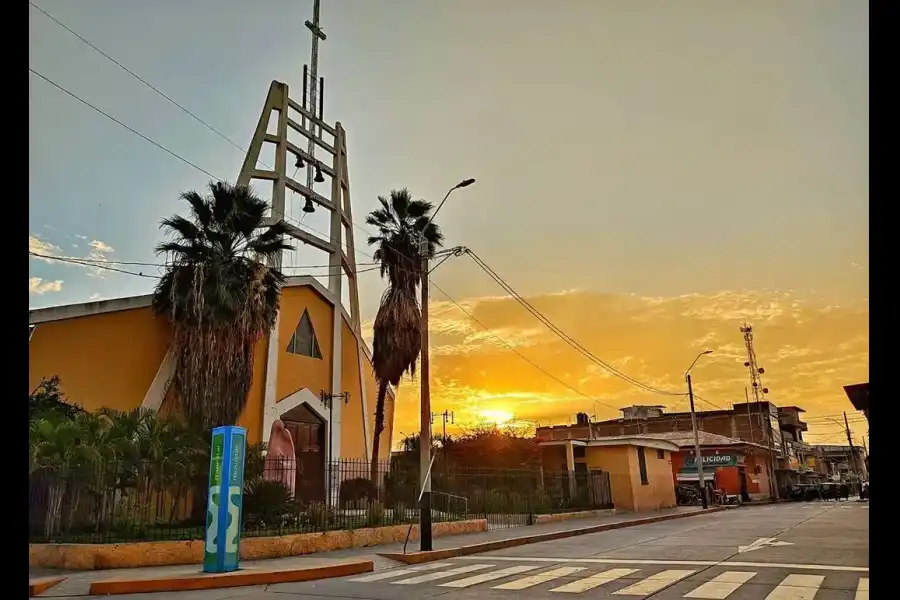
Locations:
302;0;327;210
234;0;372;472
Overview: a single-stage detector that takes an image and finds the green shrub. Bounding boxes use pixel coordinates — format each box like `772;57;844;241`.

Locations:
340;477;376;508
242;477;293;528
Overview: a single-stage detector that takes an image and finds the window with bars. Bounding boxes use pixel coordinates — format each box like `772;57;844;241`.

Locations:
286;309;322;359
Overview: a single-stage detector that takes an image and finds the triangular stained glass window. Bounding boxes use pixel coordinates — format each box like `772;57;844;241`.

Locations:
286;309;322;359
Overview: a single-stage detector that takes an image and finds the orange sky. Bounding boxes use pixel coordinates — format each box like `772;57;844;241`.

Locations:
366;287;868;448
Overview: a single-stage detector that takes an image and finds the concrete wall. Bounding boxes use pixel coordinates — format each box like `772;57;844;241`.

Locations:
585;446;635;510
630;446;678;512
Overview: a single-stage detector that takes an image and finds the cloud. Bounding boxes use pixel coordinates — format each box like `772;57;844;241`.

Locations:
29;277;63;295
29;235;60;262
388;288;868;441
85;239;116;278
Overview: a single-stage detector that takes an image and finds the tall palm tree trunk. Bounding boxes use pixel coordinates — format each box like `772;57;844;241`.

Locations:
370;380;389;485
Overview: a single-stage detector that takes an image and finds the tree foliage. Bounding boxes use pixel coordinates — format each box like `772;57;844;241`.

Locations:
365;189;443;481
152;181;292;430
29;376;85;423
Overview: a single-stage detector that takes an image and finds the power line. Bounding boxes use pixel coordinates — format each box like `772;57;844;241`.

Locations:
464;249;684;397
30;252;161;279
30;68;222;181
428;278;622;413
29;250;381;277
30;1;252;159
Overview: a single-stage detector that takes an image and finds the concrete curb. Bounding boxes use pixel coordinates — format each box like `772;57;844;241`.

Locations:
87;560;373;595
29;576;66;597
380;507;725;564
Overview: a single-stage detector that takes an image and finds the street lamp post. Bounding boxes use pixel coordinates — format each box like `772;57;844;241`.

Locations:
686;350;713;509
418;178;475;551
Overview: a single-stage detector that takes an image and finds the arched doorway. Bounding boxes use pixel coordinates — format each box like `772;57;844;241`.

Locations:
280;403;326;503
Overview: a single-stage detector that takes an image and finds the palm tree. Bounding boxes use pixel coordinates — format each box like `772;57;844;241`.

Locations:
365;189;443;483
153;181;292;431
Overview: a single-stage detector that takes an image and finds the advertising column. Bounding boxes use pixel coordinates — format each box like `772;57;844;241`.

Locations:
203;426;247;573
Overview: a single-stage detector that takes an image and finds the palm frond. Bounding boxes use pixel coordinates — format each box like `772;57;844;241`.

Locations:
180;191;212;230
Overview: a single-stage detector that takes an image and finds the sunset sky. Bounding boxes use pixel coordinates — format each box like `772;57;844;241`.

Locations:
30;1;868;446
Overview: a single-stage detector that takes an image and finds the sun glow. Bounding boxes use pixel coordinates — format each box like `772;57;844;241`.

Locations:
477;409;515;425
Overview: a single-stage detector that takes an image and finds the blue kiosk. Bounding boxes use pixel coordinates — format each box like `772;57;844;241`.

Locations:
203;425;247;573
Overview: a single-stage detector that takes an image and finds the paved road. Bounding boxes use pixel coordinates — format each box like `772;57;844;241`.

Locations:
66;501;869;600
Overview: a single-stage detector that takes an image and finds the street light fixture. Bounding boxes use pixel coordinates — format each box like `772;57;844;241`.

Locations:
418;178;475;552
686;350;713;509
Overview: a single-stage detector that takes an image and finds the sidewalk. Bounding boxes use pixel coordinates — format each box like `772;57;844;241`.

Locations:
30;506;710;596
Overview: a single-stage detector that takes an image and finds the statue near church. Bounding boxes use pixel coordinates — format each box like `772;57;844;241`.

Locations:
263;419;296;498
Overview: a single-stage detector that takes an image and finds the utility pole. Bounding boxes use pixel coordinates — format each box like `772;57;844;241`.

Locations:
843;411;862;485
419;238;434;551
418;179;475;552
432;410;455;442
686;374;708;509
685;350;712;509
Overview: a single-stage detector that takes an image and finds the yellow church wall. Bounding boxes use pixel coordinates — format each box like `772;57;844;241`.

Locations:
339;319;367;460
29;307;170;414
29;284;387;454
275;287;334;402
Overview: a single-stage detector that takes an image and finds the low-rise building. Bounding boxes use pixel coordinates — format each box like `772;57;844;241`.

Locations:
645;431;773;501
538;435;678;513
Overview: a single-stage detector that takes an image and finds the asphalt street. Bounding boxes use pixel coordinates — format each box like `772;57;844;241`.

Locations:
60;501;869;600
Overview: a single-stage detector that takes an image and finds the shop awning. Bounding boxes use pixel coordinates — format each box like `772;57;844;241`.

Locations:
677;472;701;482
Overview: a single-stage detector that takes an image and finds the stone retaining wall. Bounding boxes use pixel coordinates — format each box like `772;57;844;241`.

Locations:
29;519;487;570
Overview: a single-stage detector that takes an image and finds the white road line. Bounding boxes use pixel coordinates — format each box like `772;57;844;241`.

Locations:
439;565;541;588
453;556;868;572
764;574;825;600
613;570;696;596
391;563;493;585
348;562;454;582
550;568;640;594
493;566;587;590
855;577;869;600
684;571;757;599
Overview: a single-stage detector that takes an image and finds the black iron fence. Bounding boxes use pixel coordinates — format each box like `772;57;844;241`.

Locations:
28;458;613;543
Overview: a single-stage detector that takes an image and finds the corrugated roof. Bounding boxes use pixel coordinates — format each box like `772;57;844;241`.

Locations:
601;431;770;451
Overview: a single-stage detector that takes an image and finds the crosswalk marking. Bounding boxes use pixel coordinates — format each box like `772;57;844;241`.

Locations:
855;577;869;600
550;568;640;594
391;563;493;585
764;574;825;600
685;571;757;599
439;565;541;588
493;566;587;590
348;562;454;582
613;569;697;596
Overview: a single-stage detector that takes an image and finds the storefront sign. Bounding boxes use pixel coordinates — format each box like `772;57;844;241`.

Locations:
203;426;247;573
684;454;738;468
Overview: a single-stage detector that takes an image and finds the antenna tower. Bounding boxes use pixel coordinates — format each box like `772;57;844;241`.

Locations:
740;323;769;401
